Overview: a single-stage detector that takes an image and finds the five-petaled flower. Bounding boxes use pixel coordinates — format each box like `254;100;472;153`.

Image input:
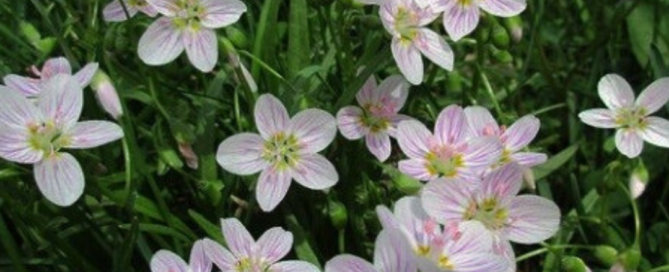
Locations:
203;218;320;272
325;228;417;272
337;75;411;162
3;57;98;98
150;239;212;272
431;0;527;41
579;74;669;158
216;94;339;212
139;0;247;72
104;0;159;22
396;105;502;182
0;75;124;206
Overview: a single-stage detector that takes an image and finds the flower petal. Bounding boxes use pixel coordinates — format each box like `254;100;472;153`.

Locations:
503;115;540;151
184;28;218;72
41;57;72;79
0;128;43;164
3;75;41;97
399;158;435;181
138;17;184;66
615;129;644;158
145;0;179;16
38;74;83;130
462;136;503;173
336;106;367;140
636;78;669;115
103;0;138;22
150;250;188;272
255;227;293;264
448;253;509;272
289;109;337;153
465;106;499;137
448;221;493;255
270;261;321;272
355;76;378;106
435;105;468;145
480;163;523;201
256;168;292;212
640;117;669;148
65;121;124;149
74;63;99;88
34;152;84;207
255;94;289;140
421;178;472;225
442;3;480;41
511;152;547;167
507;195;561;244
138;3;159;17
202;238;237;271
388;114;413;138
366;132;391;162
391;38;423;85
189;240;212;272
375;205;401;230
578;109;619;129
393;196;432;234
324;255;376;272
221;217;255;258
290;154;338;190
373;229;416;272
415;28;454;71
200;0;247;29
216;133;267;175
0;85;41;129
397;120;432;159
478;0;527;17
598;74;635;110
376;75;410;112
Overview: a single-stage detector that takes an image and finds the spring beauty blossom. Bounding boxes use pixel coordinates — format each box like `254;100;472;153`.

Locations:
325;228;416;272
103;0;158;22
216;94;338;212
138;0;247;72
396;105;503;182
2;57;98;97
421;163;561;270
379;0;454;85
430;0;527;41
150;239;211;272
336;75;410;162
203;218;319;272
0;75;124;206
578;74;669;158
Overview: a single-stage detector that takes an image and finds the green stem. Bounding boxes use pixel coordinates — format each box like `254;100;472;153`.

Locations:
478;66;503;117
617;181;641;249
516;244;594;262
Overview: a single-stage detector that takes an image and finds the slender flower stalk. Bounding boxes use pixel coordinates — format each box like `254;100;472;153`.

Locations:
431;0;527;41
103;0;158;22
150;240;211;272
2;57;98;97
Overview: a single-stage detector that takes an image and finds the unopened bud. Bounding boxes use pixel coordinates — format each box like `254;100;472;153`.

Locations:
504;16;523;43
91;71;123;120
178;142;199;170
329;201;348;230
491;23;510;49
561;256;589;272
629;160;648;199
594;245;618;266
618;248;641;271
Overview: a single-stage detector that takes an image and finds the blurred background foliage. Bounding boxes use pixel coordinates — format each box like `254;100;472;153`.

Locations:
1;0;669;271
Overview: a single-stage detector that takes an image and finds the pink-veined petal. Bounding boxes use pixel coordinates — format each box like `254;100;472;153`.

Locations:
443;3;480;41
184;28;218;72
388;114;413;138
598;74;635;110
0;85;41;129
421;178;472;225
507;195;561;244
74;63;99;88
336;106;367;140
641;117;669;148
202;238;237;271
376;205;401;230
615;129;643;158
145;0;179;16
94;79;124;120
290;154;338;190
462;136;503;173
366;132;391;162
34;152;84;207
495;239;517;272
448;253;509;272
399;158;435;181
356;0;384;5
254;94;289;140
270;261;321;272
376;75;410;112
150;250;188;272
3;75;41;97
503;115;540;151
435;105;468;145
450;221;494;253
255;227;293;264
289;109;337;153
103;0;139;22
138;17;184;66
393;196;432;235
391;38;423;85
221;217;255;258
325;255;376;272
65;121;123;149
464;106;499;137
41;57;72;79
374;229;417;272
478;0;527;17
578;109;619;129
256;168;292;212
138;3;159;16
415;28;454;71
216;133;267;175
189;240;212;272
636;78;669;115
355;76;378;106
397;120;432;159
38;74;83;130
480;163;523;201
0;128;43;164
200;0;247;29
511;152;547;168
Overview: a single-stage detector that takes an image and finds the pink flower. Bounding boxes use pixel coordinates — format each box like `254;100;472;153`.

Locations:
103;0;158;22
139;0;247;72
337;75;411;162
2;57;98;97
325;228;417;272
150;239;212;272
203;218;320;272
464;106;547;168
216;94;338;212
396;105;503;182
431;0;527;41
380;0;454;85
579;74;669;158
91;71;124;120
421;163;561;270
0;75;124;206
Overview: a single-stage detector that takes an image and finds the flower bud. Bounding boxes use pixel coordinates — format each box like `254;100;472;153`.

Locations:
618;248;641;271
491;23;510;49
226;27;248;49
489;46;513;64
629;160;648;199
178;142;199;170
594;245;618;266
328;201;348;230
561;256;589;272
91;71;123;120
504;16;523;43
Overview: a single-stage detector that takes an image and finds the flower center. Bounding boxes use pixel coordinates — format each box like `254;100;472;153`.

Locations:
360;103;393;133
394;7;419;42
262;132;301;170
464;198;508;230
235;257;270;272
615;107;647;130
424;145;464;177
28;122;69;157
438;255;454;270
173;0;205;30
457;0;474;6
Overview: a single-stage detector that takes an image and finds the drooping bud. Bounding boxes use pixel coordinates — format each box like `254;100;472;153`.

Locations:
178;142;199;170
629;160;648;199
328;201;348;230
593;245;618;267
91;71;123;120
561;256;589;272
491;23;510;49
504;16;524;43
618;248;641;272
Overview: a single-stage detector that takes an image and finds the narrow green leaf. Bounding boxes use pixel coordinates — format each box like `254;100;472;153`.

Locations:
285;214;321;268
188;210;225;245
288;0;310;78
533;145;579;181
119;223;191;243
